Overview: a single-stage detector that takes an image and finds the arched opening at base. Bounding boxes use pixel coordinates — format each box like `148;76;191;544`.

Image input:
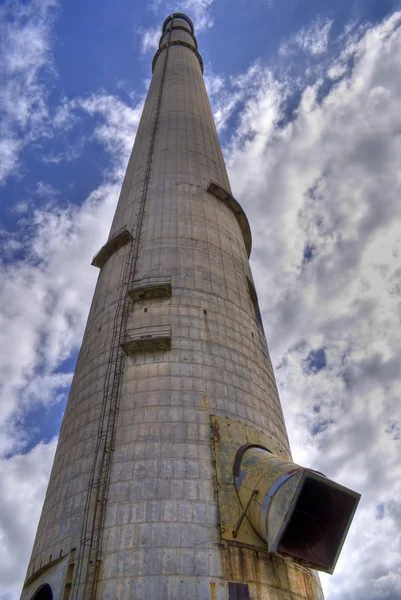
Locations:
31;584;53;600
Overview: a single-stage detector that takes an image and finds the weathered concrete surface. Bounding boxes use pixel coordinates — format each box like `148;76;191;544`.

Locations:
21;13;324;600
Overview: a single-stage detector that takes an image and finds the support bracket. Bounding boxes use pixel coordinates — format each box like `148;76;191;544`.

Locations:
91;226;133;269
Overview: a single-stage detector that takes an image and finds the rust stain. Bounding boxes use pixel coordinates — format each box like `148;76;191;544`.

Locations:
270;557;282;589
225;544;324;598
209;581;217;600
62;548;77;600
253;549;261;585
202;396;209;411
203;307;211;343
218;527;324;600
212;419;220;442
238;547;246;581
94;559;103;600
219;542;230;580
304;570;323;600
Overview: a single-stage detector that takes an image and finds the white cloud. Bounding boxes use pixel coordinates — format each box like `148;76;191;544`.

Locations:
204;68;242;131
204;71;224;96
137;25;160;54
0;440;57;600
35;181;59;198
0;183;114;453
226;11;401;599
73;94;144;177
176;0;214;31
41;137;87;165
204;63;287;133
280;16;333;56
0;0;57;184
0;139;22;183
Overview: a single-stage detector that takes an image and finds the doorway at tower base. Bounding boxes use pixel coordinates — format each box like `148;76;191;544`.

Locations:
211;415;360;574
20;549;75;600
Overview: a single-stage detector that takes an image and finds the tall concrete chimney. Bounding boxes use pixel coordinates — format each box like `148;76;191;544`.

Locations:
21;13;359;600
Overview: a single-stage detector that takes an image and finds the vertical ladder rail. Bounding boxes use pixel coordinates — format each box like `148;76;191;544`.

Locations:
72;29;172;600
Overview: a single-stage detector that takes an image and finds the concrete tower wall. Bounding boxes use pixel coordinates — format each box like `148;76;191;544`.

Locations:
22;14;324;600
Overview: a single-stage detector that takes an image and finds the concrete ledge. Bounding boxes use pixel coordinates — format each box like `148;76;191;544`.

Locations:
207;181;252;258
121;325;172;355
128;276;172;302
91;226;133;269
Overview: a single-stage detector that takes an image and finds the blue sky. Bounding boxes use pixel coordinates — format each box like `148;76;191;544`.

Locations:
1;0;401;598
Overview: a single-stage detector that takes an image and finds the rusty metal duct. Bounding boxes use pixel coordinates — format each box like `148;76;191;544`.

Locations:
234;445;361;574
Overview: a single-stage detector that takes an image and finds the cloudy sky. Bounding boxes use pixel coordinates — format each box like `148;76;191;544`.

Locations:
1;0;401;598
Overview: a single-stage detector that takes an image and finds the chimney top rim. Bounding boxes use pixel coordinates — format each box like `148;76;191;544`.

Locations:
162;13;194;34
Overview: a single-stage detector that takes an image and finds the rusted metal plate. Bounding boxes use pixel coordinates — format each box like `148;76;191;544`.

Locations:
210;415;287;548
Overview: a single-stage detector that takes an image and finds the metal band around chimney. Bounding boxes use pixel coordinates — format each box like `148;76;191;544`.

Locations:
158;26;198;50
152;40;204;73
